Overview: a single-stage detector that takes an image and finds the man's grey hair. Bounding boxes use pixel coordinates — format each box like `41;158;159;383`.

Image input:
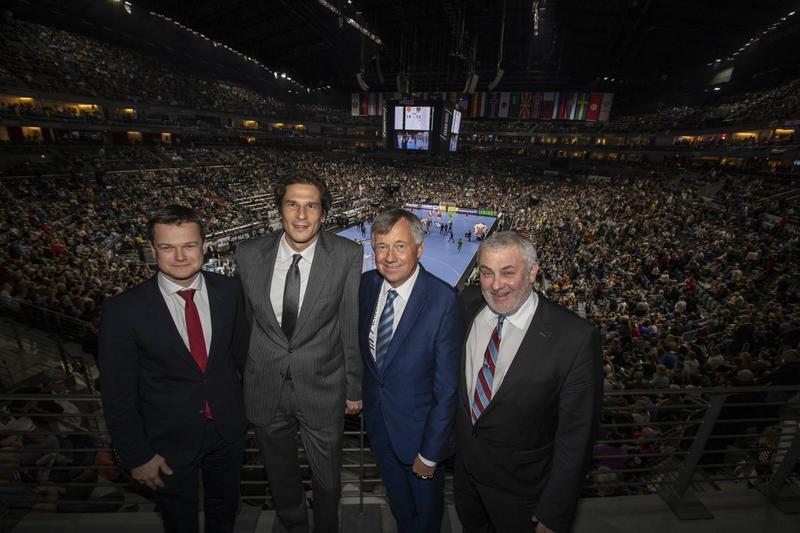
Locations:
478;231;538;271
371;208;425;245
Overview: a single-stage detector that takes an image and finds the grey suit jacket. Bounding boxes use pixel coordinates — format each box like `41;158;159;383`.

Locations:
235;230;363;428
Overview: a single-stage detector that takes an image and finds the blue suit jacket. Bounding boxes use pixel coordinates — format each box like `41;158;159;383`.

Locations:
358;266;464;464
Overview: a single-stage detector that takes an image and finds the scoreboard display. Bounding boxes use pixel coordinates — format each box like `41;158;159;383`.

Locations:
384;100;461;154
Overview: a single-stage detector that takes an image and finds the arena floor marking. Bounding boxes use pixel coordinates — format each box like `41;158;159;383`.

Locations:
336;207;497;286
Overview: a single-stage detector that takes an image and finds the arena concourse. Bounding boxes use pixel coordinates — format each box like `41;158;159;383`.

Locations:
1;1;799;532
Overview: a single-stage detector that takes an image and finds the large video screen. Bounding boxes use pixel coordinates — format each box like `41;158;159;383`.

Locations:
396;131;430;150
394;106;432;131
451;109;462;135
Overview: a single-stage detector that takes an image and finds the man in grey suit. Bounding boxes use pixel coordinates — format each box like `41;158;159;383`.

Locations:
235;172;363;533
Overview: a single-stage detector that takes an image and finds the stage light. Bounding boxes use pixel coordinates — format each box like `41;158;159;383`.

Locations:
714;87;721;91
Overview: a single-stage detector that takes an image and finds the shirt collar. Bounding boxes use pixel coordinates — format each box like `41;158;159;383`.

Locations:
381;264;420;303
157;271;204;296
278;232;318;264
480;290;538;331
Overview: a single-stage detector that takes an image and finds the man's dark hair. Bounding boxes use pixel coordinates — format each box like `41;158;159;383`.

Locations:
146;205;206;244
273;172;332;214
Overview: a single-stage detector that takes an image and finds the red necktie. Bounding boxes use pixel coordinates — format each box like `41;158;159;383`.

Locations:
177;289;212;420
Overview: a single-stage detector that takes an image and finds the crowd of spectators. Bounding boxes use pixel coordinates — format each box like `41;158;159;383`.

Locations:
1;9;799;513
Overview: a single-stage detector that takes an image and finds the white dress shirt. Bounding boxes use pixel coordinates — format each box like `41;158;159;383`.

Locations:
368;265;420;359
157;272;212;355
466;291;538;401
270;233;318;327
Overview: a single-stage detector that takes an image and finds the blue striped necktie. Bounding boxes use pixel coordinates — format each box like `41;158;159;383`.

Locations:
471;315;505;424
374;289;399;370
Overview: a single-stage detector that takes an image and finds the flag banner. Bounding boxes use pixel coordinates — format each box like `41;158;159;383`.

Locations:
575;93;589;121
508;92;521;118
568;92;578;120
542;92;557;119
599;93;614;121
375;93;383;116
532;92;543;119
360;93;369;116
351;93;360;116
478;92;488;118
498;92;511;118
488;92;500;118
368;93;377;116
558;92;575;120
587;92;603;121
519;92;532;119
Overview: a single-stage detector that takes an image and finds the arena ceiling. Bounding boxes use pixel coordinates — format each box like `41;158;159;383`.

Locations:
130;0;800;94
6;0;800;102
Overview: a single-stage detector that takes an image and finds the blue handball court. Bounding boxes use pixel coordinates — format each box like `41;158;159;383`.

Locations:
336;206;497;286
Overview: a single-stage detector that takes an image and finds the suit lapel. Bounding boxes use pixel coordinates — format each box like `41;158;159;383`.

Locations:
203;273;225;368
293;232;331;339
380;269;428;374
460;298;485;411
258;234;283;337
145;276;203;375
360;273;381;378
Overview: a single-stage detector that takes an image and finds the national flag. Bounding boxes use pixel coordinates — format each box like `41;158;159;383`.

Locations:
568;92;578;120
478;92;488;118
488;92;500;118
599;93;614;121
498;92;511;118
532;92;543;119
368;93;377;115
575;93;590;121
469;92;480;117
375;93;383;116
360;93;369;116
587;92;603;121
508;92;521;118
519;92;532;119
558;93;575;120
542;92;556;120
351;93;360;116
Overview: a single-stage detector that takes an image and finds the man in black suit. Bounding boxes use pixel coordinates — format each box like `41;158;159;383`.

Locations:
455;231;602;533
100;205;248;533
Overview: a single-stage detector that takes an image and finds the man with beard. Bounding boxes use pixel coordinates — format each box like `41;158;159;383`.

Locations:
454;231;602;533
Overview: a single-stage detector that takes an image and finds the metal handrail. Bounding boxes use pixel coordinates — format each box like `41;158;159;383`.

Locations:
0;384;798;521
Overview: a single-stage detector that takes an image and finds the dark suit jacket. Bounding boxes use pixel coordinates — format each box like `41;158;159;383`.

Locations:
456;286;602;533
235;230;362;428
359;267;463;464
99;272;248;469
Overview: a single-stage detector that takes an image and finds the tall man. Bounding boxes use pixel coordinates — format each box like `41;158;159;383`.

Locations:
235;173;362;533
358;209;463;533
455;231;602;533
100;205;248;533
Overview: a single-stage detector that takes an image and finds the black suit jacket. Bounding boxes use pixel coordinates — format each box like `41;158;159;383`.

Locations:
456;286;602;533
99;272;249;469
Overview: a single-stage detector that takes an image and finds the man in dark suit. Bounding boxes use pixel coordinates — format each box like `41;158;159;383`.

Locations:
235;172;362;533
359;208;463;533
455;231;602;533
100;205;248;533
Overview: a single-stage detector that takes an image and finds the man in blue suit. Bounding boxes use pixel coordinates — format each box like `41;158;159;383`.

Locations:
359;208;463;533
